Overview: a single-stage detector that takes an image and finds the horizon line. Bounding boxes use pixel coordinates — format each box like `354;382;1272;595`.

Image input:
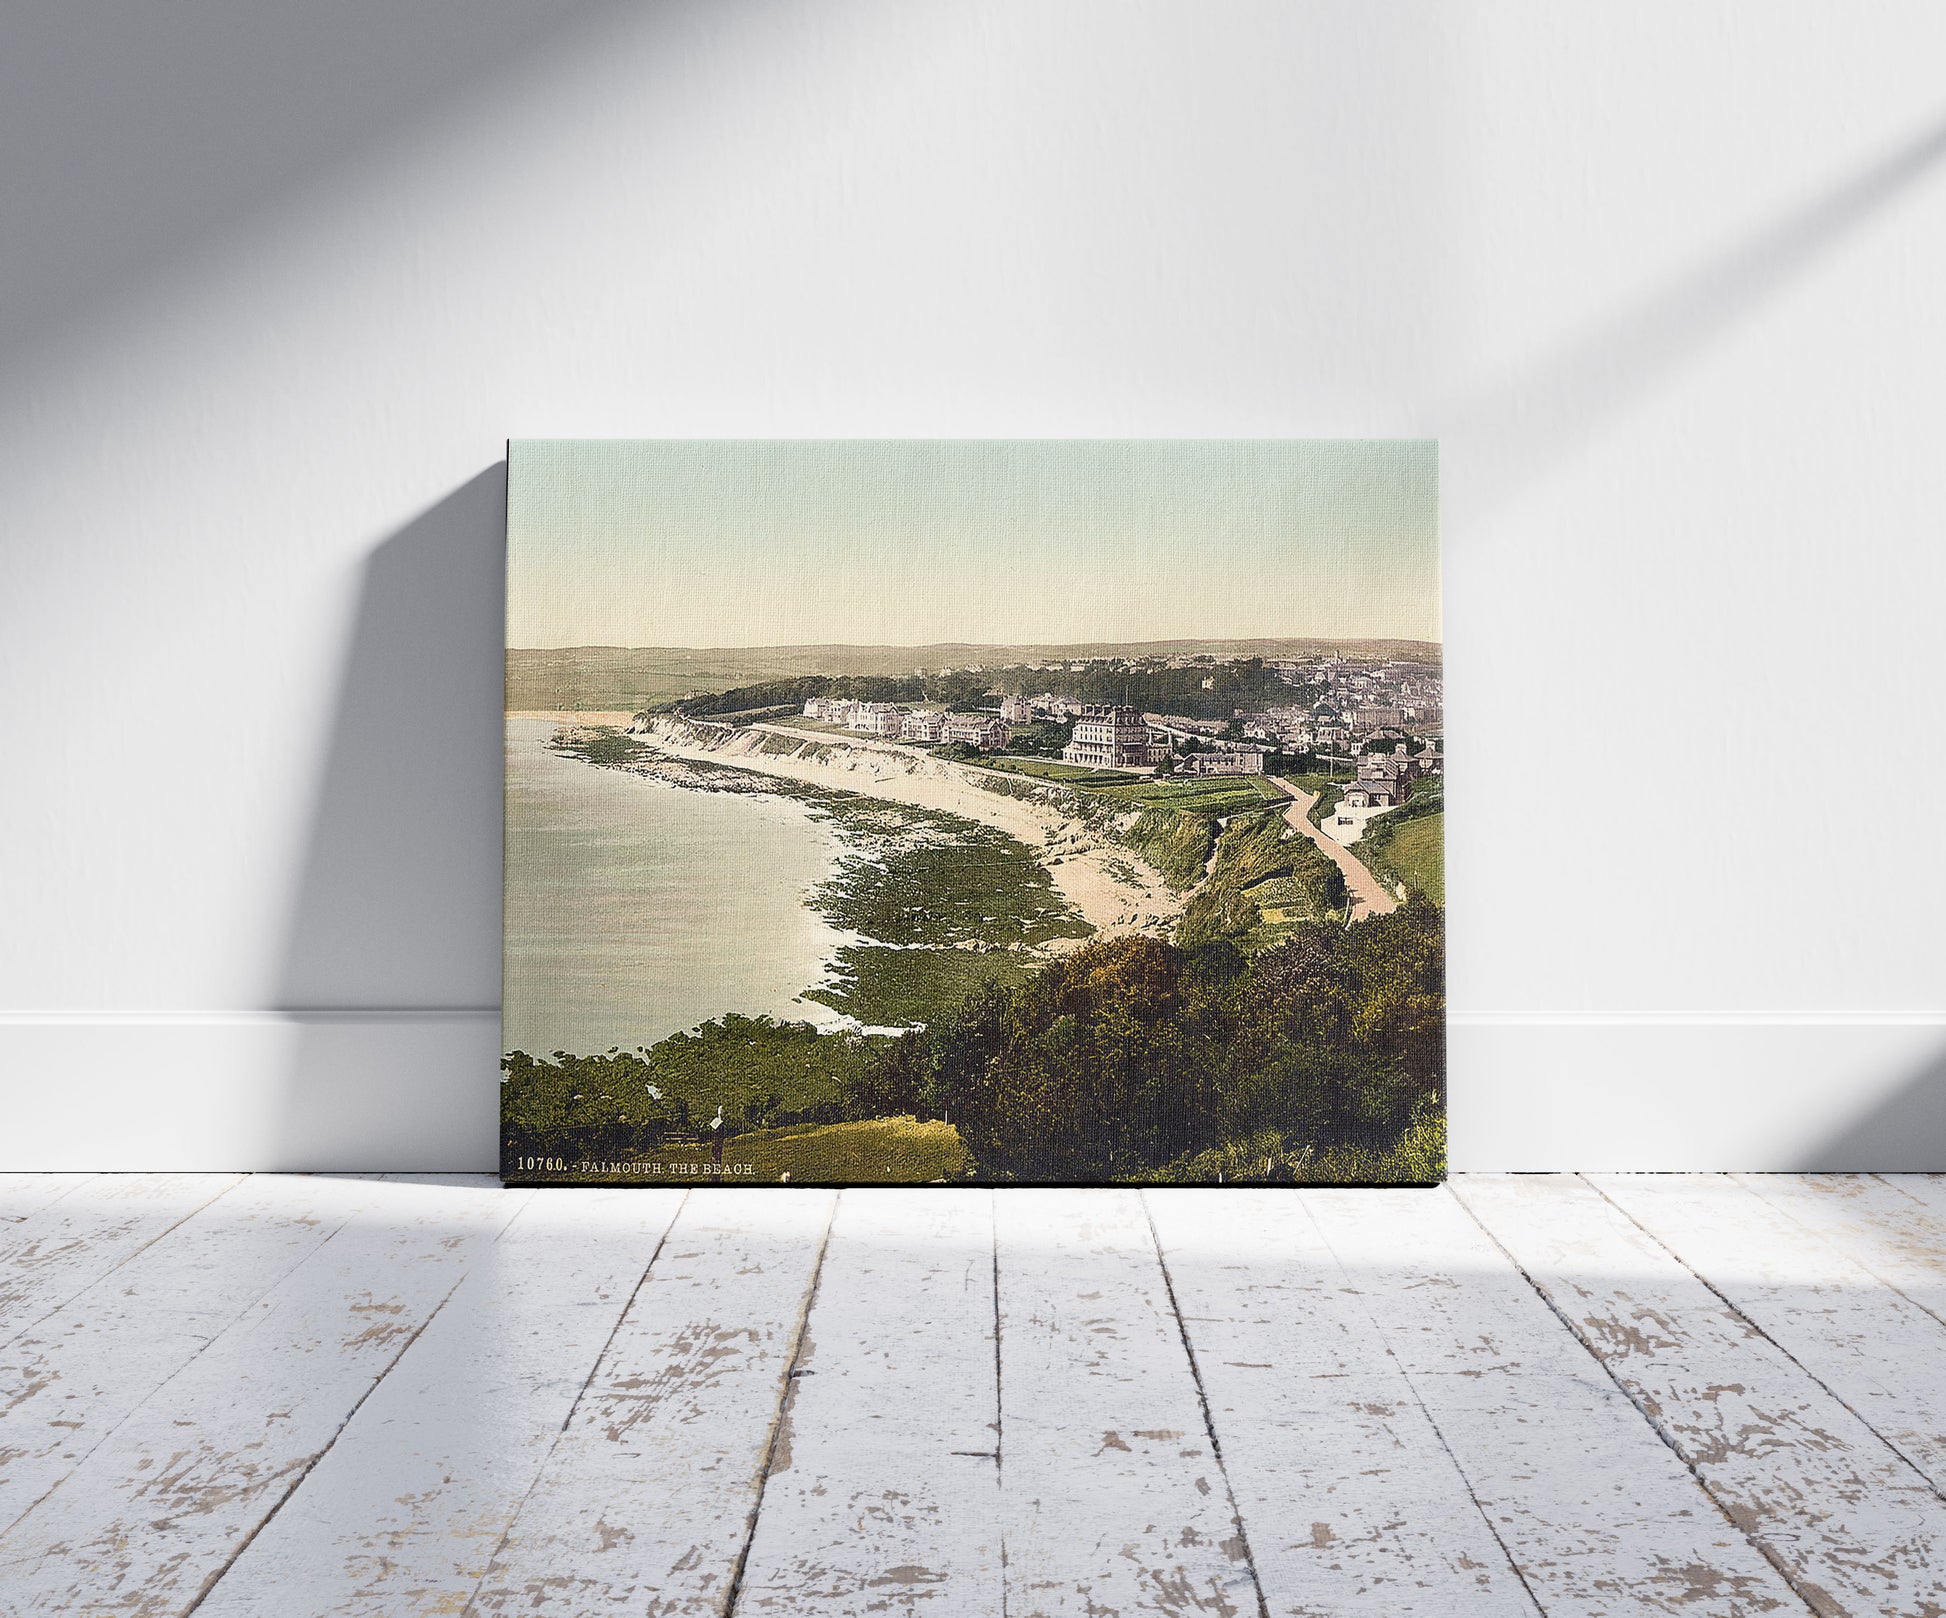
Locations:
508;634;1445;654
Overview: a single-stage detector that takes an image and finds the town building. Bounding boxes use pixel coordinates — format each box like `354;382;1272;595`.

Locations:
900;710;945;743
943;714;1010;751
1342;779;1404;809
1176;749;1267;777
1357;749;1417;784
853;703;905;737
999;694;1032;724
1063;705;1167;769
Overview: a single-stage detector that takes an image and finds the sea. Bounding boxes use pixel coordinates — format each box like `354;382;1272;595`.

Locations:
502;716;853;1057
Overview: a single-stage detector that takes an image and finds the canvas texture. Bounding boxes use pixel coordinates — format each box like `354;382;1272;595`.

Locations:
502;441;1443;1186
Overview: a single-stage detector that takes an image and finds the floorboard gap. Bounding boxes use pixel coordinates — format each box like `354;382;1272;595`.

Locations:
1453;1181;1826;1618
1140;1190;1272;1618
720;1190;840;1618
1583;1173;1946;1510
452;1187;690;1618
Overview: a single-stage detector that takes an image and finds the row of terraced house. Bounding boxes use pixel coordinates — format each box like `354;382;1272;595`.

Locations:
800;696;1010;751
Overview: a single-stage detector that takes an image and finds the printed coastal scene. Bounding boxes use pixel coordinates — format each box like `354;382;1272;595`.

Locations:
503;440;1442;1186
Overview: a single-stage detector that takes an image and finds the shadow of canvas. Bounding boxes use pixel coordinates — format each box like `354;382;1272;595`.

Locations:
270;465;507;1171
1447;111;1946;515
1795;1042;1946;1172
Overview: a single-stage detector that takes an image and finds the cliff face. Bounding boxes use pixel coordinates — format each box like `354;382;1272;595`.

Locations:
630;712;733;748
631;714;946;785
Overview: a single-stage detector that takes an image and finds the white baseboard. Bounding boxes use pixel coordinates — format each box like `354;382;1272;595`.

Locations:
1449;1013;1946;1171
0;1012;1941;1172
0;1012;500;1172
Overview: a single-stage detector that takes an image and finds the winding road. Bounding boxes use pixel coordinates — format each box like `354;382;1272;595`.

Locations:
1270;777;1398;921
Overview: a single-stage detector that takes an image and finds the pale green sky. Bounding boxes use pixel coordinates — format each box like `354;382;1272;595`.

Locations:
506;440;1439;648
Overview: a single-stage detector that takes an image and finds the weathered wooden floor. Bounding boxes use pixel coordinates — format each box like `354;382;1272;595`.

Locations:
1;1175;1943;1615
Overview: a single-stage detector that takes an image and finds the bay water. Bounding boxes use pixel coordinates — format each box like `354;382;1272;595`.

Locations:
503;716;852;1057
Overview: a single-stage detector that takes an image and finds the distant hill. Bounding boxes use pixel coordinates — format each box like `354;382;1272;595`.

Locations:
506;638;1442;712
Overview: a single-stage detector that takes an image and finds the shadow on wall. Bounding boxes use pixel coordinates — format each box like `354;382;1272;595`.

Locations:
1446;109;1946;515
0;1;648;377
1796;1047;1946;1173
272;466;508;1171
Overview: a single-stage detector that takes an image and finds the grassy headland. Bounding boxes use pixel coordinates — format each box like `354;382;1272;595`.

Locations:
1177;810;1349;948
1354;777;1446;905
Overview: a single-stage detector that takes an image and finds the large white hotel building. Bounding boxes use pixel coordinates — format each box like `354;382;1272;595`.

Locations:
1061;705;1168;769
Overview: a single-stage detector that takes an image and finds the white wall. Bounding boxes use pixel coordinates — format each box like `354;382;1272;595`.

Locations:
5;1;1943;1171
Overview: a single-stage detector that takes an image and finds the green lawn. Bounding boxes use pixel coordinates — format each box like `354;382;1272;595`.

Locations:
976;756;1138;785
1090;775;1287;814
1360;811;1445;906
970;755;1285;813
629;1117;972;1184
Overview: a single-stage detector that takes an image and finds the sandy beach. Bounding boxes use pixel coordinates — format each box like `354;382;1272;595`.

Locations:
623;717;1182;938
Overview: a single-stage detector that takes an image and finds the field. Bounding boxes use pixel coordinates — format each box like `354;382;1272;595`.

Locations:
1089;774;1288;814
976;756;1137;786
1359;811;1445;906
966;756;1287;815
625;1117;972;1184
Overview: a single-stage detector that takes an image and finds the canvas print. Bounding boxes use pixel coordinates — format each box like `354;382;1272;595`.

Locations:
503;441;1443;1186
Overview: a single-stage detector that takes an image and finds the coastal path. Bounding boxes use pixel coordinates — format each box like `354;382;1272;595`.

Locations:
1271;776;1399;920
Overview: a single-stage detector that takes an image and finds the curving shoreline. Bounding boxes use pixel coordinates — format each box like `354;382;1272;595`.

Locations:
615;714;1183;940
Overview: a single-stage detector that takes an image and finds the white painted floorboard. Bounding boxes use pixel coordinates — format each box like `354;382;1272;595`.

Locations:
0;1174;1941;1617
0;1174;244;1348
0;1174;405;1536
1147;1188;1541;1617
466;1188;837;1615
1309;1186;1807;1616
194;1186;687;1618
996;1188;1261;1618
1457;1175;1946;1616
733;1188;1002;1615
0;1175;524;1615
